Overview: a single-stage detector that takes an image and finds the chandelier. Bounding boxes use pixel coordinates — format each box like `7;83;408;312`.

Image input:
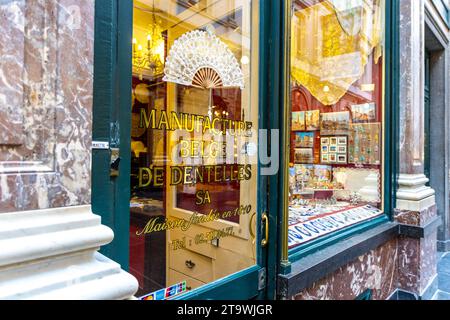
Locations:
132;1;165;80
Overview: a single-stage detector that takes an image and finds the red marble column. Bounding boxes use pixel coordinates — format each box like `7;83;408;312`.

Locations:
395;0;439;299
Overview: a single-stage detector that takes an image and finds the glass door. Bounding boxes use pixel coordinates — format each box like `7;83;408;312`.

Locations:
126;0;267;300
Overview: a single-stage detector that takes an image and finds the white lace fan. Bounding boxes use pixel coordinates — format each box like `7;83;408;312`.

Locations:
163;30;245;90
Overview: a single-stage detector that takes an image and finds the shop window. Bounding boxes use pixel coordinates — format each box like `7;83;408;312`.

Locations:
287;0;386;250
129;0;259;299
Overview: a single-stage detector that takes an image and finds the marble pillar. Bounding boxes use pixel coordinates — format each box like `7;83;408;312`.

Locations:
395;205;438;297
396;0;439;299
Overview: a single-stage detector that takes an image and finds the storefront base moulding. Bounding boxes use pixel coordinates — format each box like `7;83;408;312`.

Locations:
395;173;441;300
0;206;138;300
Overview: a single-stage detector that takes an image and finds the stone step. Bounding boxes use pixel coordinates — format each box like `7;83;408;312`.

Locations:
0;206;101;239
0;206;138;300
0;252;137;300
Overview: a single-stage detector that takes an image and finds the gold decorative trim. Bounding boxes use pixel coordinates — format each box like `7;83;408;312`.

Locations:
281;0;293;265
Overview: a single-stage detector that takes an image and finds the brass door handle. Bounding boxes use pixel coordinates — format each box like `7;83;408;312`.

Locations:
249;212;257;242
261;213;269;247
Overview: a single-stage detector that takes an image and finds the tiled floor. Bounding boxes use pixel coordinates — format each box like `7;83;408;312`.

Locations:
433;252;450;300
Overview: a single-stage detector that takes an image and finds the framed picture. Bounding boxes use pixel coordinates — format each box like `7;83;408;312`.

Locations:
321;154;329;163
329;153;337;163
351;103;376;123
330;137;338;146
306;110;320;131
338;155;347;164
329;146;337;153
338;137;347;145
292;111;305;131
294;132;314;148
322;145;329;153
321;137;330;145
348;123;381;165
321;111;350;135
295;148;314;164
338;146;347;153
295;164;314;181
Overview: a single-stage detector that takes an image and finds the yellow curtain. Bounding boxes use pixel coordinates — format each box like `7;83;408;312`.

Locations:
291;0;383;106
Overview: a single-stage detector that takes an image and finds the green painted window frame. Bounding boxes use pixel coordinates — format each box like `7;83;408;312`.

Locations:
278;0;400;271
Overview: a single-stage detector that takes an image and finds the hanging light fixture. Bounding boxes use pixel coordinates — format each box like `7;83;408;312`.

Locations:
132;0;165;80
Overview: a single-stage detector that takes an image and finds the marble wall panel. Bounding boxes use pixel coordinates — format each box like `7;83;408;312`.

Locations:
397;236;421;293
396;205;438;295
395;205;438;226
0;0;25;146
293;239;399;300
420;230;437;292
0;0;94;213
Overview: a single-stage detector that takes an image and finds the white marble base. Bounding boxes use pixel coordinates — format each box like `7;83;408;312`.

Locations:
397;195;436;212
396;174;436;211
0;206;138;300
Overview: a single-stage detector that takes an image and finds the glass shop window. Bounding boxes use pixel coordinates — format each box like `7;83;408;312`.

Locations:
129;0;259;300
287;0;386;250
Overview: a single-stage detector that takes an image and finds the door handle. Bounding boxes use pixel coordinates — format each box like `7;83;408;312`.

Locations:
261;213;269;247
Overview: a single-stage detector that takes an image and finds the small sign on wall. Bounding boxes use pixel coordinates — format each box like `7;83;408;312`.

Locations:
92;141;110;150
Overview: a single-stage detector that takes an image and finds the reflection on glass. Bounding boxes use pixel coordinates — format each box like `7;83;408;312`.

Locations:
288;0;385;249
129;0;259;300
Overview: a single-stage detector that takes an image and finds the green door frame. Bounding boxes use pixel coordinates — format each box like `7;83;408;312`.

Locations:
92;0;280;300
92;0;132;268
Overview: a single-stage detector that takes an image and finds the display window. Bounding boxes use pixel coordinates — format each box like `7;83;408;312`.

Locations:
287;0;386;250
129;0;259;300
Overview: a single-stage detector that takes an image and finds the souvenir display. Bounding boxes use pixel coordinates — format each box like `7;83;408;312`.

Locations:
290;165;313;196
348;123;381;165
320;111;350;135
306;110;320;131
321;136;347;164
314;165;332;182
351;103;376;123
295;164;314;182
288;205;384;247
294;132;314;148
289;164;343;193
295;148;314;164
287;0;385;251
292;111;306;131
